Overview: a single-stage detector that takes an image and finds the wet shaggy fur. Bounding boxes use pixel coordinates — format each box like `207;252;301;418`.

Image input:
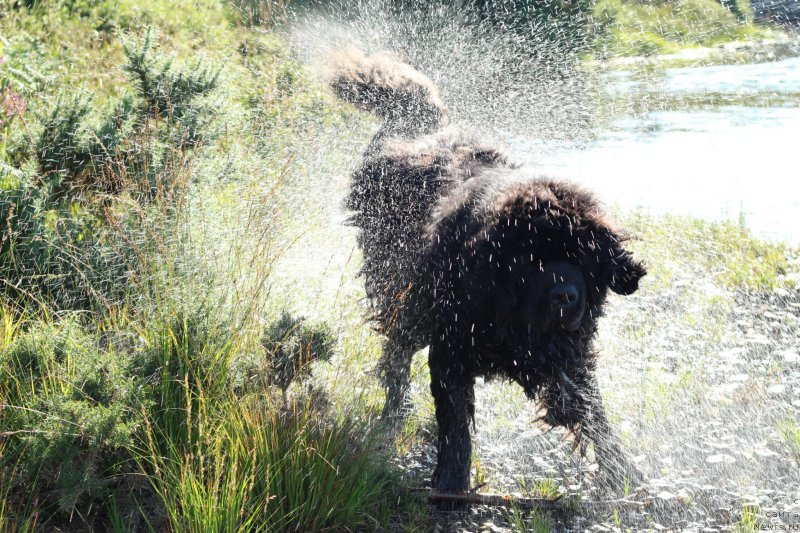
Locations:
327;50;647;492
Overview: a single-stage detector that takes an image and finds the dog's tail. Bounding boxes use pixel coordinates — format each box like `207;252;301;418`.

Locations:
325;49;447;135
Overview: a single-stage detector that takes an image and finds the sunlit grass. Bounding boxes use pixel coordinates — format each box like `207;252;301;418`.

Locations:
735;502;761;533
524;478;564;501
779;418;800;460
506;502;554;533
142;394;394;532
591;0;782;58
0;304;24;353
622;211;795;292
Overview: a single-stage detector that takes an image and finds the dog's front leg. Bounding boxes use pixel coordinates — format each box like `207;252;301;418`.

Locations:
581;376;644;493
429;343;473;492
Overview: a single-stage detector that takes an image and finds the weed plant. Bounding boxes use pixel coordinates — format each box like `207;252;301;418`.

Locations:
0;5;400;530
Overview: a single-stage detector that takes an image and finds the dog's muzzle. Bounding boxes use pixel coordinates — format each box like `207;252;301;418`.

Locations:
548;283;584;331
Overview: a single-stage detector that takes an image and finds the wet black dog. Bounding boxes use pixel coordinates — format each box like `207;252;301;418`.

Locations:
327;50;647;492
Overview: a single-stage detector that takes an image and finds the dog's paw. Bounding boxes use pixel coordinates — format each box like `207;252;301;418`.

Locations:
594;461;645;496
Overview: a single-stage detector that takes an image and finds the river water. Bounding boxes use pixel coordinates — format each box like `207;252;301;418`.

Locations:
519;56;800;244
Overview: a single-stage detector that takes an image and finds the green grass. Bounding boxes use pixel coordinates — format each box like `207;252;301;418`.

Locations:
779;418;800;460
735;502;761;533
590;0;783;59
142;390;394;532
621;211;795;292
506;503;554;533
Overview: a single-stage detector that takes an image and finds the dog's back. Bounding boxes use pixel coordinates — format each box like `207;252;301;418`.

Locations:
327;51;511;342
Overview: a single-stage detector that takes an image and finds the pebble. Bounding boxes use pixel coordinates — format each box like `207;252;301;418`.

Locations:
706;454;735;464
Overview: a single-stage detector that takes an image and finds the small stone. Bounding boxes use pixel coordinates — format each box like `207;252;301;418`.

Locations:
767;384;785;394
781;349;799;363
706;454;735;464
753;446;778;458
657;491;676;500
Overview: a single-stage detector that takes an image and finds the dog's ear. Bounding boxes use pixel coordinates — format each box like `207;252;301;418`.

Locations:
606;247;647;295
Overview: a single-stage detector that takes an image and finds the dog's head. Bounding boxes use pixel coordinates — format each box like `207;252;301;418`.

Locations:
429;178;645;389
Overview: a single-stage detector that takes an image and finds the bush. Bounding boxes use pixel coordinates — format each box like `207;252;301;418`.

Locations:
261;311;335;398
34;30;220;196
0;319;142;519
0;30;222;311
0;169;130;310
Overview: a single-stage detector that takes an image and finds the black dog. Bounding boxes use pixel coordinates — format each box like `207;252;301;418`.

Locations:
327;50;647;492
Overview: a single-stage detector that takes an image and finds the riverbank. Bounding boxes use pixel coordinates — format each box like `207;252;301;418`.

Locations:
587;33;800;69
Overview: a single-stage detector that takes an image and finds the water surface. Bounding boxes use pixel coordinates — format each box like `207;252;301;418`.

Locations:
519;56;800;243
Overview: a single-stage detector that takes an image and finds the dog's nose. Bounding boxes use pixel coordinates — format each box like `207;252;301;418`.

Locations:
548;284;579;310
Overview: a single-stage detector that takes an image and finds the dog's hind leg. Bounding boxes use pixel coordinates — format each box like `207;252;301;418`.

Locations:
379;337;416;424
429;342;474;493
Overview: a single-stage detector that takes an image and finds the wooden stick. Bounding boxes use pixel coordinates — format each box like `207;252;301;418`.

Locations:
424;490;563;511
411;488;652;511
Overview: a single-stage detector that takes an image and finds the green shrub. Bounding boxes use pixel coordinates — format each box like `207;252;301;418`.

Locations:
0;30;223;311
0;169;130;310
0;319;141;518
261;311;334;398
33;30;220;196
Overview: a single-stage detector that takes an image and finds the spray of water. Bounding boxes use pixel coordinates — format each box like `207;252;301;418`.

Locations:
288;1;603;141
263;1;800;529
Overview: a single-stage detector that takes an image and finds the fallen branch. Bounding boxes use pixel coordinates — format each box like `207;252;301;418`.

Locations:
422;490;562;511
411;488;652;511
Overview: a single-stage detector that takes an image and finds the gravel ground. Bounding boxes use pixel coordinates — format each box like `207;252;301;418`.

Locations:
388;266;800;532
